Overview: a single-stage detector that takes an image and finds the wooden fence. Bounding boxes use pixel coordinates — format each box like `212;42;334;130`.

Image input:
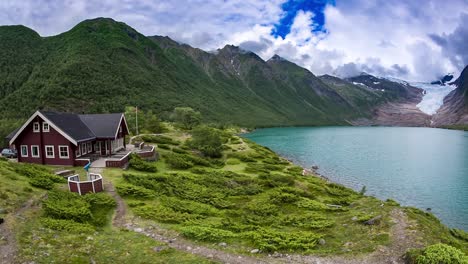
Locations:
68;173;103;195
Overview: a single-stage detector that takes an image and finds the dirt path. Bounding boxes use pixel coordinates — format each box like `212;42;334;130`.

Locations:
0;195;45;264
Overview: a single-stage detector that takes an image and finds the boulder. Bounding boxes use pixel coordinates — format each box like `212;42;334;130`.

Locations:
363;215;382;225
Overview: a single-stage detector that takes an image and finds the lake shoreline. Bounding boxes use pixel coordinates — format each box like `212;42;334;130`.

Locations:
243;126;468;231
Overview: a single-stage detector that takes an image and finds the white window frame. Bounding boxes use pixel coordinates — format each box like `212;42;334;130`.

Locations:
45;145;55;158
87;142;92;153
20;145;28;157
31;145;40;158
33;122;40;132
42;122;50;132
59;145;69;159
81;143;87;155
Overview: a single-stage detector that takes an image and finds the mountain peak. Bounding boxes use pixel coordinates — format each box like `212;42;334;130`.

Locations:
268;54;287;62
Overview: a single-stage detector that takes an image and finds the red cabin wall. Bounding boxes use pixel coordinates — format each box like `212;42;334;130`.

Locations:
15;116;75;166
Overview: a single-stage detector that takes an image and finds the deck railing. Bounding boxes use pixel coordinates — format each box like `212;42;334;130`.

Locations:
68;173;103;195
105;151;131;168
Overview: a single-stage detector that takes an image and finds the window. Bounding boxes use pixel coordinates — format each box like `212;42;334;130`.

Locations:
20;145;28;157
45;145;54;158
59;146;69;159
31;145;40;158
87;142;92;153
81;143;87;155
33;122;40;132
43;122;50;132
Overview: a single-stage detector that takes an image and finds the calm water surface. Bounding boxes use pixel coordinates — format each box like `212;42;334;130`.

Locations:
244;127;468;230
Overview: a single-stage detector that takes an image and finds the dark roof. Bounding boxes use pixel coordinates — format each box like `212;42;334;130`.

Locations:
5;128;19;141
79;113;123;138
8;111;127;145
41;111;96;142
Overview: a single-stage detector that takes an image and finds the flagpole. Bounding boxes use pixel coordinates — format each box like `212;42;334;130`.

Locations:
136;106;139;135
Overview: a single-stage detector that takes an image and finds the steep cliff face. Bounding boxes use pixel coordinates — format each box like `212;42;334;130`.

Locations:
432;66;468;126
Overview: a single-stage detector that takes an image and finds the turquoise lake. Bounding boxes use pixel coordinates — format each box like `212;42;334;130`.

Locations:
244;127;468;230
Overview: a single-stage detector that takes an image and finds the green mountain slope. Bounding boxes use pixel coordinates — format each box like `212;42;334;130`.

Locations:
0;18;368;129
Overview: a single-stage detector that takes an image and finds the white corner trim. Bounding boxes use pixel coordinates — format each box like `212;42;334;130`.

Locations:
9;111;78;146
114;114;129;139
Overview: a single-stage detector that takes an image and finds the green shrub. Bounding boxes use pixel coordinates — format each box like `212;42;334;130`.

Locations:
172;147;188;154
406;243;468;264
228;152;256;162
269;190;300;204
190;168;209;174
226;158;241;165
280;213;334;229
116;183;155;198
129;154;158;172
187;126;224;158
164;153;194;169
242;228;321;252
450;229;468;242
15;163;66;189
43;191;92;223
140;135;180;145
245;199;279;216
158;144;171;150
161;196;219;216
385;199;400;206
133;204;199;223
286;166;303;175
258;173;295;187
296;198;328;211
41;218;95;233
180;226;236;242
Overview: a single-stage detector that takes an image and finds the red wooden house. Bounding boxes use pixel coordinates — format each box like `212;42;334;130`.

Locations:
6;111;129;166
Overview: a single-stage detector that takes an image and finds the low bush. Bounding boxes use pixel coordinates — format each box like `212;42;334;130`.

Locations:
245;199;279;216
172;147;188;154
180;226;237;242
140;135;180;145
226;158;241;165
15;164;66;190
286;166;303;175
242;228;321;252
228;152;257;162
116;183;155;198
161;196;219;216
158;144;171;150
164;153;194;169
296;198;328;211
258;173;295;187
43;191;93;223
129;154;158;172
133;204;199;223
406;243;468;264
450;229;468;242
385;199;400;206
41;218;95;233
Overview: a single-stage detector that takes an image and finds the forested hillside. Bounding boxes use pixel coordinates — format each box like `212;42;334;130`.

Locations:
0;19;409;127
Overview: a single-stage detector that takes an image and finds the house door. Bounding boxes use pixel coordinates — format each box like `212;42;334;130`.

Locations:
101;141;108;156
96;142;101;155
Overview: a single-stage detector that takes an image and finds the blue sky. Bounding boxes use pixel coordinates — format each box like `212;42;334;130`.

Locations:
0;0;467;81
272;0;334;38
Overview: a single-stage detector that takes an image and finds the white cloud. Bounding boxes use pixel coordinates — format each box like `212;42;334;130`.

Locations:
0;0;467;81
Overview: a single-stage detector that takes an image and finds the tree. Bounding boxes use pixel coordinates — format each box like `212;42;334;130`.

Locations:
189;126;223;158
173;107;202;130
